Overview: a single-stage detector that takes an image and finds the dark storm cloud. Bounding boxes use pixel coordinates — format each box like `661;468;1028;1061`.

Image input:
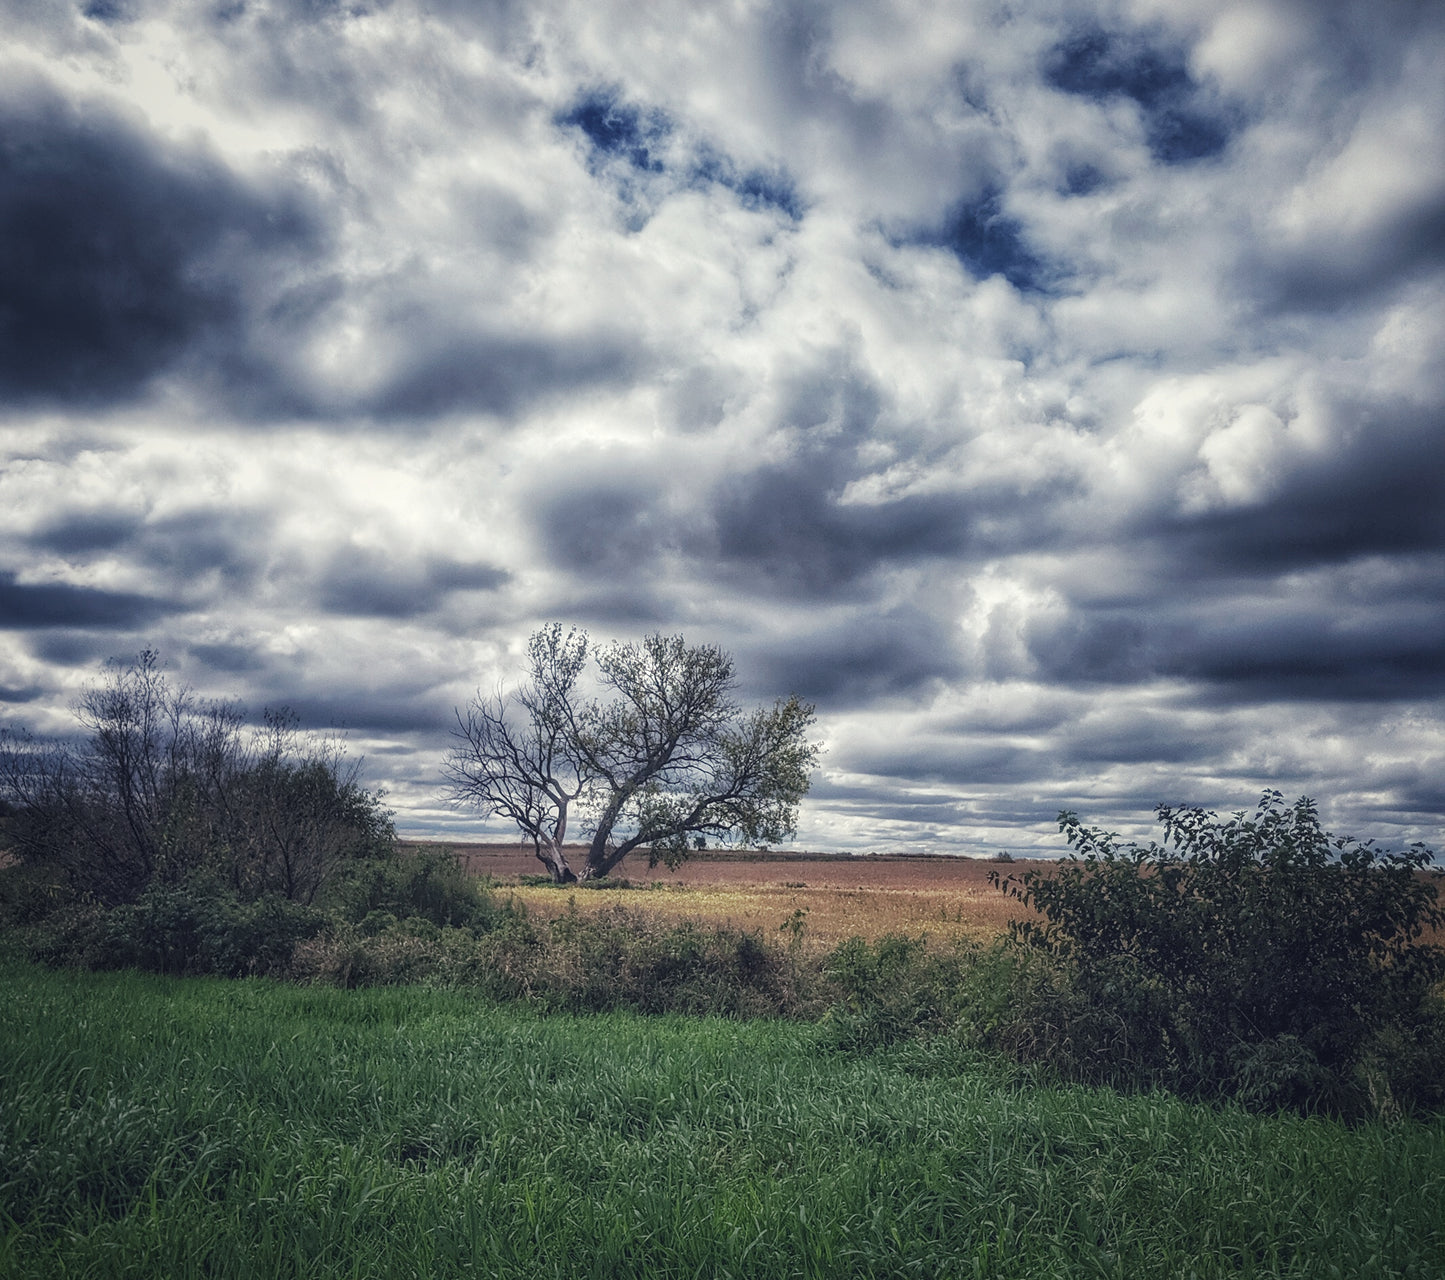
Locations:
708;465;971;596
695;350;977;595
0;570;182;630
0;62;637;427
1245;196;1445;313
843;737;1044;790
1159;608;1445;702
748;606;964;706
1163;404;1445;575
1027;392;1445;708
274;694;452;736
1393;777;1445;818
25;631;125;668
137;511;273;586
187;640;268;675
28;507;272;592
1025;610;1153;686
28;511;141;555
367;331;641;420
316;547;509;618
532;343;1049;603
1028;579;1445;704
806;775;978;829
1055;707;1230;766
1043;24;1237;165
536;477;674;579
0;79;322;408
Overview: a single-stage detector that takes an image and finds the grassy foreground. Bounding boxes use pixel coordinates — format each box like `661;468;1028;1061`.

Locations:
3;963;1443;1280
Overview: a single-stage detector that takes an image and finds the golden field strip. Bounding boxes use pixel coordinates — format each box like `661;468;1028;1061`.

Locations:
428;843;1039;948
424;842;1445;951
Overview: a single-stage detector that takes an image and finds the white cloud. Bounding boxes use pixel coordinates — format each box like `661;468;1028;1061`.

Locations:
1;0;1443;853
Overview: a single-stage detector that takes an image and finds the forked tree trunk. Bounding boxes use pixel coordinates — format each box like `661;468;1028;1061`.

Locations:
536;836;577;883
580;839;630;881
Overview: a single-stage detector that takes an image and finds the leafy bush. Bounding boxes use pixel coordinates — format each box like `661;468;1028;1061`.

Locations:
48;874;329;977
820;934;977;1050
992;792;1445;1115
512;905;805;1017
325;847;509;931
0;652;393;909
288;903;819;1018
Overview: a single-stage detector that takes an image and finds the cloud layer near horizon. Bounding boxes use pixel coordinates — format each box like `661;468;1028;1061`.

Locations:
2;0;1443;854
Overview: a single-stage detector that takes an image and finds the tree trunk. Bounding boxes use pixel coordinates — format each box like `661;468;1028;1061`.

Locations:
536;836;577;883
580;840;630;881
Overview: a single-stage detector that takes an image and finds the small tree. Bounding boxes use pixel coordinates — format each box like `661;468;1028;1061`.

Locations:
444;625;820;882
993;792;1445;1113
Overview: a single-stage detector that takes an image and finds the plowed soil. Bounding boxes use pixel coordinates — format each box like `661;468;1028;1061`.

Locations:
424;842;1047;947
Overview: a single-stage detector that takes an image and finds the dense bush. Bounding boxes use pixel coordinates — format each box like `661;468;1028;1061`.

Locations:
292;902;820;1019
991;792;1445;1116
820;934;978;1050
324;846;507;931
0;652;393;910
97;876;331;977
17;873;329;978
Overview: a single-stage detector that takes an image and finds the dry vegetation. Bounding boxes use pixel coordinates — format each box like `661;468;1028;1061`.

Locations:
432;843;1040;948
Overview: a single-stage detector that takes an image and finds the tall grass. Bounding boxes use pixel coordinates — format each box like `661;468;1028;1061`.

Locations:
4;961;1443;1279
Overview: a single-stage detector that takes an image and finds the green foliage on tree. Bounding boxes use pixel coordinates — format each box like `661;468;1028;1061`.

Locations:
445;625;820;883
993;792;1445;1115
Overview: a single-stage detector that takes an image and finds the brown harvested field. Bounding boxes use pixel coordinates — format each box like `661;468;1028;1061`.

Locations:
418;842;1046;948
416;842;1445;951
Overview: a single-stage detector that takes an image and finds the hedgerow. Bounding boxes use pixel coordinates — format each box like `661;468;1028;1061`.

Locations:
5;771;1442;1118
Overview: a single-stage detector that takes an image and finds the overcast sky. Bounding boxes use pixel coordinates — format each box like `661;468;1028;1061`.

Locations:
2;0;1443;856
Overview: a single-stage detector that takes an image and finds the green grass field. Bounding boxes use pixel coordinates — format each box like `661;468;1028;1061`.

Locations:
4;961;1443;1279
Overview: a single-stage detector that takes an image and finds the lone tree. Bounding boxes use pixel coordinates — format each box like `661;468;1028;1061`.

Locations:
444;624;819;882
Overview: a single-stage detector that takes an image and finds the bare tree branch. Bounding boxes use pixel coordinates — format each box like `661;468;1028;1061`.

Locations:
445;625;819;882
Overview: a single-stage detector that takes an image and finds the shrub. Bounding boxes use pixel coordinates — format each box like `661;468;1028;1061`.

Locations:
55;874;328;977
992;791;1445;1115
324;848;510;931
0;652;393;910
289;903;816;1017
537;905;800;1017
820;934;979;1051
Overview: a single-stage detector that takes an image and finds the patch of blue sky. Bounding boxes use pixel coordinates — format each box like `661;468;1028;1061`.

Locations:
909;189;1058;295
556;89;670;174
1045;27;1236;165
82;0;131;19
559;91;803;223
1060;163;1108;198
689;147;803;221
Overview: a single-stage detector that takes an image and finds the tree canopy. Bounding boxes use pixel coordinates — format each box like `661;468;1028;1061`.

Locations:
444;625;819;882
